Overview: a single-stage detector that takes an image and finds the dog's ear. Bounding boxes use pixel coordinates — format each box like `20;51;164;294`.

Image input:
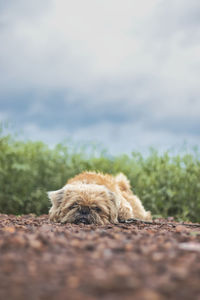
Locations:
108;191;118;206
108;191;118;223
47;188;64;207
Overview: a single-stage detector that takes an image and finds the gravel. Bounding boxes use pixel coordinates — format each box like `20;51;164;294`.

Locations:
0;214;200;300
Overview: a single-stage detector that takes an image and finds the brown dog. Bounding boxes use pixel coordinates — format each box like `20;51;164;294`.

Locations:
48;171;151;225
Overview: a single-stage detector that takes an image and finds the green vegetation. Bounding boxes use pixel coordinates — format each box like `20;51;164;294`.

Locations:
0;129;200;222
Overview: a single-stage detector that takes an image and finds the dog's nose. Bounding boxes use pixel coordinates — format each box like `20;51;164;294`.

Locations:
80;206;90;215
74;218;91;225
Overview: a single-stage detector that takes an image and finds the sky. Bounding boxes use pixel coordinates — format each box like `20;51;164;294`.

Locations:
0;0;200;155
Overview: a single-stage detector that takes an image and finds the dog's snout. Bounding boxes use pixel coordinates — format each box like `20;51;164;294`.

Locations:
74;217;91;225
74;206;91;225
80;206;90;215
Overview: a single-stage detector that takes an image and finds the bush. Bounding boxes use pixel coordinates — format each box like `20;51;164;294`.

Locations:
0;130;200;222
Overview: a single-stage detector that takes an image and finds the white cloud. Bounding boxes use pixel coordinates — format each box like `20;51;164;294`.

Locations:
0;0;168;91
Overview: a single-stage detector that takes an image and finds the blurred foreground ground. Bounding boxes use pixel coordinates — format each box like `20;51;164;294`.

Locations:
0;214;200;300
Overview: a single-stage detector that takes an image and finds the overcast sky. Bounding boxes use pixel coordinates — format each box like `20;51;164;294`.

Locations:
0;0;200;154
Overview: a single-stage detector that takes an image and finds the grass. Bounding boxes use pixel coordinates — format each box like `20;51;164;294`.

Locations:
0;128;200;222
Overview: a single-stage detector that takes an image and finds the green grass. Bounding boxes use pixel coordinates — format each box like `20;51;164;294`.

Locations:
0;129;200;222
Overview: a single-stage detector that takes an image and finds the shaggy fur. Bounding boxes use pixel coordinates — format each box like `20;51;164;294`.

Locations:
48;171;151;225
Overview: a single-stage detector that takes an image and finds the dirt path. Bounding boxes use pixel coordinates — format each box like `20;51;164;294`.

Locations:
0;214;200;300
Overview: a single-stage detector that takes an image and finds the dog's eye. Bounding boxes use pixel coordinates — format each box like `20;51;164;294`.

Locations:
93;207;102;213
69;204;78;210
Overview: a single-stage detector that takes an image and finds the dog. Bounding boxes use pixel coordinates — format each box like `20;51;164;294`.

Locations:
48;171;151;225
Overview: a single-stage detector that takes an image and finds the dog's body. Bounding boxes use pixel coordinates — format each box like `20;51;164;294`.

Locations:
48;171;151;225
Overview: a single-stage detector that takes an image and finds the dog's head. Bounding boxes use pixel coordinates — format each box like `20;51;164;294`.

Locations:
48;184;118;225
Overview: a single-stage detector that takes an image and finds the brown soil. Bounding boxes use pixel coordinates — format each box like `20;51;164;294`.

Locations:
0;214;200;300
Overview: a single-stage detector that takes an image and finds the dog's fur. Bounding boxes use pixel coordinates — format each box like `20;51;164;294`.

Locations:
48;171;151;225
